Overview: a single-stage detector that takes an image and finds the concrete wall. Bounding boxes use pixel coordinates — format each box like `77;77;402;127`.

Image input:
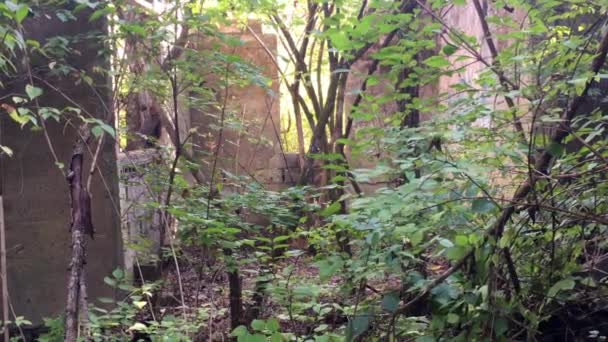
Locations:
434;2;527;100
337;2;529;192
118;149;162;279
190;22;281;183
116;22;284;283
0;9;121;322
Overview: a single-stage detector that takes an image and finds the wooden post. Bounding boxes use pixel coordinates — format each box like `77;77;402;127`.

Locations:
0;196;9;342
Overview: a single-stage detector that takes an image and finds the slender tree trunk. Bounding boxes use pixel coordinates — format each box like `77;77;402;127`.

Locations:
223;248;243;330
292;92;307;173
65;124;93;342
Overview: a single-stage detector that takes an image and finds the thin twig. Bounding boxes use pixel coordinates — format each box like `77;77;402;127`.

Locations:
19;27;65;178
86;134;105;193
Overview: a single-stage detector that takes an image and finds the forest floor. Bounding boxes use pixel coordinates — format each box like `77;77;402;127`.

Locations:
156;246;323;340
153;246;445;341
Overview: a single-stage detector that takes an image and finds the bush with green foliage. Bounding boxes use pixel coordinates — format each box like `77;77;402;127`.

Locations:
5;0;608;341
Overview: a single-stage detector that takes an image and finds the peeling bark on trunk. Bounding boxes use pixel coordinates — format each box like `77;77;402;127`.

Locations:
64;124;93;342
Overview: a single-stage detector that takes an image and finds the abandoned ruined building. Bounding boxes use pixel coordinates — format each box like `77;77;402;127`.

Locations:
0;0;573;327
0;5;284;323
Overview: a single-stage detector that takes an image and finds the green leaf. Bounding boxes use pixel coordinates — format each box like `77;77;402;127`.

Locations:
231;326;248;337
547;142;565;157
12;96;25;104
446;246;467;260
424;56;450;68
124;23;146;36
580;277;597;288
8;108;30;127
454;235;469;246
314;324;328;332
112;268;124;279
494;317;508;336
118;283;135;291
25;84;42;100
447;313;459;324
442;44;458;56
411;229;425;246
92;121;115;138
127;322;147;331
251;319;265;331
293;285;315;298
316;257;343;281
270;332;283;342
91;126;103;138
320;201;341;217
439;238;454;248
328;31;349;51
273;235;291;243
14;317;31;326
244;334;266;342
15;5;29;23
89;6;113;21
100;122;115;137
547;278;575;298
103;276;117;287
431;283;459;306
39;107;61;121
472;198;494;213
381;293;400;313
133;301;147;309
97;297;114;304
346;312;371;340
266;318;280;332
